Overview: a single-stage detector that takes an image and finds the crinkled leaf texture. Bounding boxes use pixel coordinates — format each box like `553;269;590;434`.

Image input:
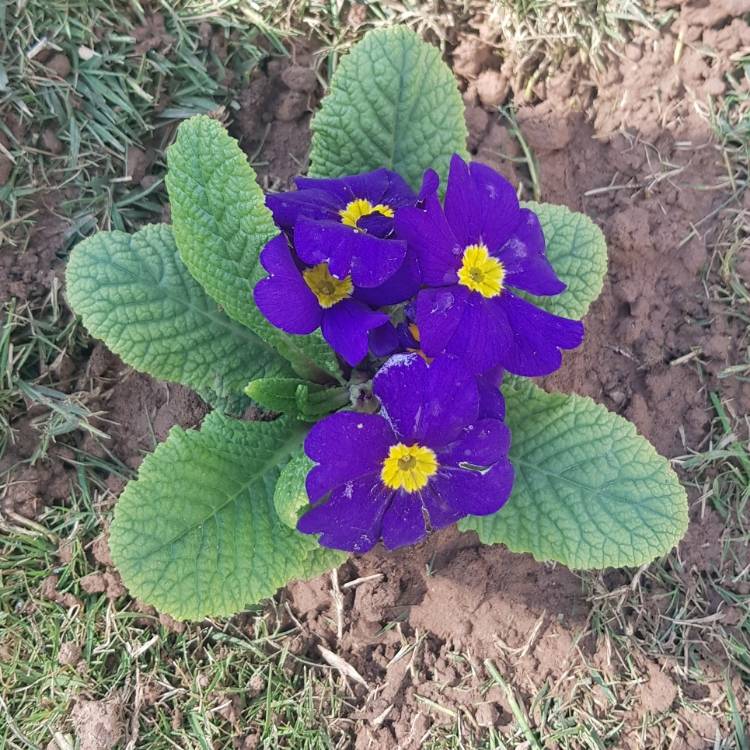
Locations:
309;27;468;189
274;451;348;571
524;201;607;319
65;223;291;395
109;413;343;620
166;115;342;383
245;377;350;421
458;383;688;569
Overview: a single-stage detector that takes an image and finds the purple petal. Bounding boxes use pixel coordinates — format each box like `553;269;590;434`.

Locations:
440;294;515;374
253;236;321;334
445;155;521;251
415;286;468;357
296;168;416;209
422;491;464;530
438;418;510;467
418;169;440;202
369;322;400;357
355;248;421;307
498;292;585;376
294;219;406;288
373;353;428;442
395;193;462;286
294;176;351;204
297;475;392;553
381;491;427;549
305;412;394;501
417;356;480;447
434;459;514;516
356;212;393;237
265;190;340;231
498;209;566;296
477;368;506;420
321;299;388;366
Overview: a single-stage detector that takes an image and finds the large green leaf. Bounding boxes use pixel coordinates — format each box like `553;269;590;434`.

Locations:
165;115;342;383
458;383;688;569
309;27;468;189
65;223;291;395
109;414;341;620
523;201;607;319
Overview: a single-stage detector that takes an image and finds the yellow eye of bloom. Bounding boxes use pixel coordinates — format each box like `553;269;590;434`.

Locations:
339;198;394;229
457;243;505;298
303;263;353;309
381;443;438;493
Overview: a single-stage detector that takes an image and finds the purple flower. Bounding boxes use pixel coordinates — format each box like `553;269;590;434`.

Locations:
395;155;584;376
297;354;514;552
266;168;420;289
253;235;387;367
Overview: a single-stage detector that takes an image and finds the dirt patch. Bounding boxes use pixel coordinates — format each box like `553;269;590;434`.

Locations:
70;697;125;750
0;194;68;303
232;44;318;190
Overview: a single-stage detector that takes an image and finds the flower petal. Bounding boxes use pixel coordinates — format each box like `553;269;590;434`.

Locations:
373;353;428;442
477;368;506;420
356;212;393;237
417;355;480;447
321;299;388;366
265;189;340;231
438;418;510;467
498;292;585;376
294;218;407;288
305;412;394;501
415;286;467;358
444;155;521;250
498;209;566;296
252;236;321;334
417;168;440;202
297;475;392;553
381;491;427;549
434;459;514;516
297;167;416;208
369;322;400;357
395;193;462;286
355;247;421;307
421;491;464;530
441;293;515;374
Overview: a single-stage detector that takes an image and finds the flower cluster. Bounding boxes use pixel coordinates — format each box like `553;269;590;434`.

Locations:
255;155;584;552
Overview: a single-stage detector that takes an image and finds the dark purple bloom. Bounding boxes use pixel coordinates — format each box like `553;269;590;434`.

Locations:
266;168;418;289
395;155;584;376
297;354;514;552
253;235;386;367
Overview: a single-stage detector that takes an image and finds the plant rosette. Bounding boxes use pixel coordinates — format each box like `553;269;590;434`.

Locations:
65;28;688;620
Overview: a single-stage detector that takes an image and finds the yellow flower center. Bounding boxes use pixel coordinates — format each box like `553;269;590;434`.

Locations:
457;243;505;298
303;263;353;309
381;443;438;493
339;198;394;229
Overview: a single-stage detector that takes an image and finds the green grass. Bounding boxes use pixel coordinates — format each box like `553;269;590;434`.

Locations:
0;0;284;247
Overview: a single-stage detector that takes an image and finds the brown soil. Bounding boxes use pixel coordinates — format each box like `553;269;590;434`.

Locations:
4;1;749;747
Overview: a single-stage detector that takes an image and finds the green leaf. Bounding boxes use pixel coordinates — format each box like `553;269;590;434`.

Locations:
109;413;343;620
309;27;468;190
274;451;348;568
165;115;342;383
458;383;688;569
65;223;292;395
522;201;607;319
245;377;349;421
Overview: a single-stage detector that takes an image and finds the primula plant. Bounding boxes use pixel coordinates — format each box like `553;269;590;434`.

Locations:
65;28;688;620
